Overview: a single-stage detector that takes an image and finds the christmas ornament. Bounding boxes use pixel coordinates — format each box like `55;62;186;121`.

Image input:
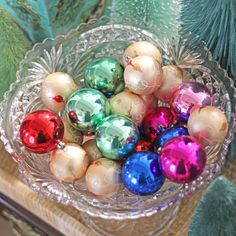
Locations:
85;158;121;196
20;110;64;154
187;106;228;146
154;65;189;102
156;126;189;149
141;107;175;143
40;72;78;112
84;56;124;97
122;151;165;196
95;115;139;160
140;93;158;108
171;82;213;121
66;88;110;131
82;139;103;163
124;56;163;95
62;117;83;144
123;41;162;66
135;140;153;152
110;91;147;125
49;143;89;183
160;136;206;183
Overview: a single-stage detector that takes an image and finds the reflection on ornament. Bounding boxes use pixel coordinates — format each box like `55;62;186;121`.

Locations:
160;136;206;184
123;41;162;66
135;140;153;152
85;158;121;196
49;143;89;183
187;106;228;146
84;57;124;97
124;56;163;95
95;115;139;160
20;110;64;153
40;72;77;112
122;151;165;195
66;88;110;131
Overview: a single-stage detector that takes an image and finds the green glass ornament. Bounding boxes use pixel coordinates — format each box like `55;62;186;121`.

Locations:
66;88;110;132
95;115;139;160
84;57;125;97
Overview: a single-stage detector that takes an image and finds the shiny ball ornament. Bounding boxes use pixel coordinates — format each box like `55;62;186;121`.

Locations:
123;41;162;66
171;82;213;121
124;56;163;95
95;115;139;160
160;136;206;184
62;117;83;144
84;57;125;97
154;65;189;102
110;91;147;125
156;126;189;149
49;143;89;183
122;151;165;196
20;110;64;154
85;158;121;196
141;107;175;143
187;106;228;146
66;88;110;131
135;140;153;152
40;72;78;112
82;139;103;163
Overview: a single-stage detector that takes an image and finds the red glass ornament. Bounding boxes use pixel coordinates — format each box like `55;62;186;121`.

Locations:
135;140;153;152
141;107;175;143
160;136;206;184
20;110;64;153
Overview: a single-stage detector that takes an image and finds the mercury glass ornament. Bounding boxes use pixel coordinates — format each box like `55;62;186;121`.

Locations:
95;115;139;160
85;158;121;196
187;106;229;146
62;117;83;145
123;41;162;66
171;82;213;121
160;136;206;184
84;56;124;97
110;91;147;125
40;72;78;112
154;65;189;102
66;88;110;132
82;139;103;163
49;143;89;183
122;151;165;196
124;56;163;95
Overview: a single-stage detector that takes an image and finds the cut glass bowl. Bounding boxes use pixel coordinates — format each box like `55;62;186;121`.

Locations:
0;19;236;222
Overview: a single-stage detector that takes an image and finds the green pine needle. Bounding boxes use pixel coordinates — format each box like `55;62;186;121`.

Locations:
0;6;31;100
189;176;236;236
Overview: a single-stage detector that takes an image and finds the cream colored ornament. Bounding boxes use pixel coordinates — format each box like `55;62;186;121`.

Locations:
140;93;158;109
187;106;228;146
40;72;78;112
154;65;189;102
109;91;147;125
62;117;83;144
123;41;162;66
124;56;163;95
49;143;89;183
82;139;103;163
85;158;121;196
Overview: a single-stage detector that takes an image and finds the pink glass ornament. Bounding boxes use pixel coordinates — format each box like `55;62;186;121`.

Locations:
160;136;206;184
187;106;228;146
141;107;175;143
170;82;213;121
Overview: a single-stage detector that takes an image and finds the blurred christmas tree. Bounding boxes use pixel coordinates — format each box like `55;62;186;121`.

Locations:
189;176;236;236
0;6;31;100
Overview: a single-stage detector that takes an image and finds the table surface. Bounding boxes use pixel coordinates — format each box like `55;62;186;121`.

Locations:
0;141;235;236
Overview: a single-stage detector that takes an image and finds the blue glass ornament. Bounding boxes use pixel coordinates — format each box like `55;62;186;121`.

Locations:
156;126;189;149
122;151;165;196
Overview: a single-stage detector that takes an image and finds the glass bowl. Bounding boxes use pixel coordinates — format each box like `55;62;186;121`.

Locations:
0;19;236;233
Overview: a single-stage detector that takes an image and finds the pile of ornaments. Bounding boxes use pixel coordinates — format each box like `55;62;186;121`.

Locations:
19;41;228;197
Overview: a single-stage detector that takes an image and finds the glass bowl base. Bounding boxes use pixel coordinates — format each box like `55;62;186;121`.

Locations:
80;202;180;236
